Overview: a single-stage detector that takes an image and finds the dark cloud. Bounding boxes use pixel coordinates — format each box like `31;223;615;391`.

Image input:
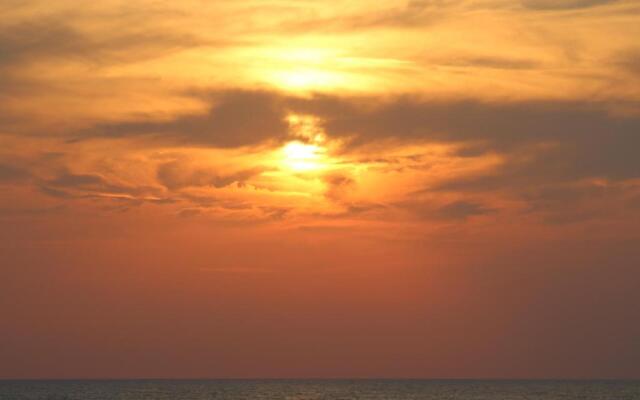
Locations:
49;89;640;224
38;185;79;199
519;182;624;223
312;98;618;148
435;164;640;224
445;122;639;184
0;21;87;66
0;15;209;114
397;199;496;221
48;171;107;188
430;55;539;70
281;0;453;32
177;208;203;218
157;160;264;190
296;96;640;182
39;170;161;201
0;205;66;218
259;206;290;221
84;91;290;148
282;0;621;34
523;182;618;205
0;163;29;183
521;0;619;10
332;95;639;223
437;200;496;220
615;49;640;77
348;0;455;29
0;14;215;140
323;173;356;201
311;202;387;221
0;18;205;69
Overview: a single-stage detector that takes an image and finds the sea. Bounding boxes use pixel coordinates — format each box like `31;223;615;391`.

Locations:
0;380;638;400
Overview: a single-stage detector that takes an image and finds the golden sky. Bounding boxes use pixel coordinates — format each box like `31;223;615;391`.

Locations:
1;0;640;379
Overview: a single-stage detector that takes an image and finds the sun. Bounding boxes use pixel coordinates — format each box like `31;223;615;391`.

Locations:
282;141;325;172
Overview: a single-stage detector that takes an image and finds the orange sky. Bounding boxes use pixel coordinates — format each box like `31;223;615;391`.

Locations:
1;0;640;379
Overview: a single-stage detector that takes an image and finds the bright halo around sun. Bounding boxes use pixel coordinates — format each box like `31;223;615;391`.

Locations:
275;69;344;91
282;141;325;172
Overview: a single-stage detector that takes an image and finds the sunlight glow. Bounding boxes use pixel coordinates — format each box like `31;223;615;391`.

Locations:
274;69;345;91
282;141;325;172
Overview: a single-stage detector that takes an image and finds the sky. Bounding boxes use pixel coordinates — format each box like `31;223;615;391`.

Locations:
1;0;640;379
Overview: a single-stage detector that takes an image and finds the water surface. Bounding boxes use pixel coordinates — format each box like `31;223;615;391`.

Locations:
0;379;638;400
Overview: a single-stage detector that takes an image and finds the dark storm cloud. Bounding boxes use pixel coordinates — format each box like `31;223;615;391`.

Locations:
84;91;290;148
520;0;620;10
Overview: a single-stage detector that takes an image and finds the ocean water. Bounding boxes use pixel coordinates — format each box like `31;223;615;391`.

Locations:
0;380;638;400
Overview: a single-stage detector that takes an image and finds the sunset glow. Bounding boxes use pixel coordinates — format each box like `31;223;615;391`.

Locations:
282;141;325;172
1;0;639;381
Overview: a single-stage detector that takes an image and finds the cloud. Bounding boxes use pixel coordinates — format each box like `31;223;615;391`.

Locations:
0;12;219;142
615;49;640;77
323;173;356;201
0;20;87;67
311;202;387;221
48;171;107;188
39;170;161;201
517;181;635;224
0;205;66;218
281;0;455;33
0;163;29;183
428;55;539;70
520;0;619;10
157;160;264;190
295;96;640;182
436;200;497;220
68;90;640;224
345;0;456;29
289;92;640;224
0;17;207;69
177;208;203;218
396;199;496;221
84;91;290;148
433;160;640;224
9;86;640;224
0;14;211;117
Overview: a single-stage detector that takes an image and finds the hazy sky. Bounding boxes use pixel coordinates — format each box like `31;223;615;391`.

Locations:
1;0;640;379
